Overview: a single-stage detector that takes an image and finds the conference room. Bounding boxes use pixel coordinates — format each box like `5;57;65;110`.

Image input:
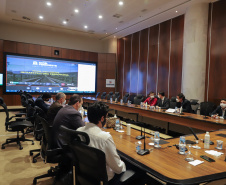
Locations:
0;0;226;184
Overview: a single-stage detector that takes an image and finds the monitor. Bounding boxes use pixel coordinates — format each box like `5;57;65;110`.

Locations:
4;53;97;94
0;73;3;86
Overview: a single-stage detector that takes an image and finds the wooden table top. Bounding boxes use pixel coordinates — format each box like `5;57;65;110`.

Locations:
83;97;226;131
106;126;226;184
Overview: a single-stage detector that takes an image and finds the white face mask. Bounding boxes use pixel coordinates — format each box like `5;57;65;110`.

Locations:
62;100;66;105
220;103;226;109
158;95;160;99
176;98;179;102
150;95;154;99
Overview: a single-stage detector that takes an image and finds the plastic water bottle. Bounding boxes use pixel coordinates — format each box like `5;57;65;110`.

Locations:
110;97;112;103
204;132;210;149
154;131;160;148
115;98;117;103
145;102;148;109
120;99;123;105
179;136;186;154
175;106;177;113
50;98;53;104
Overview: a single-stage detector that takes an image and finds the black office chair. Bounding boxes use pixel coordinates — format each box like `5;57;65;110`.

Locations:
133;94;144;105
0;97;34;150
33;115;63;185
113;92;120;101
123;93;130;103
59;125;135;185
128;94;136;104
106;91;114;100
170;97;177;108
190;99;199;105
200;102;215;116
101;92;107;99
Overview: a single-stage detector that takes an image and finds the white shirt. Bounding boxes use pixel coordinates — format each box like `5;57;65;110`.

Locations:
77;122;126;181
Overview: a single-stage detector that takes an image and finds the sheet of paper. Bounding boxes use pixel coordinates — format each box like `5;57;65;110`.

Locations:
189;160;204;166
165;108;175;113
205;150;223;157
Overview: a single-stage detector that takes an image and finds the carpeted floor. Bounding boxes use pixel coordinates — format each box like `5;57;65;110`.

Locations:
0;112;55;185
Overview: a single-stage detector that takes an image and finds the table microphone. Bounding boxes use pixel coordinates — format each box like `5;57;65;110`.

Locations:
137;126;150;156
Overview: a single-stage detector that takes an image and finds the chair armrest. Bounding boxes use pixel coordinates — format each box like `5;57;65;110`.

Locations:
15;113;26;117
46;148;63;156
120;170;135;183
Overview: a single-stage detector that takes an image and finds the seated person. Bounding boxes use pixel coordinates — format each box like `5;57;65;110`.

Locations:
77;102;126;184
144;92;157;106
211;99;226;119
176;93;192;113
156;92;170;109
35;92;52;114
47;92;66;126
52;94;85;148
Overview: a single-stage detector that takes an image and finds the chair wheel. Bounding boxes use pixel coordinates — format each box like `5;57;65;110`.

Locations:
30;152;33;156
1;145;5;149
19;146;23;150
32;141;34;145
33;179;37;185
33;158;37;163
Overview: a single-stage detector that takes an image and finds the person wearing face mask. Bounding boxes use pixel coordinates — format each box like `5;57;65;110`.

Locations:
52;94;85;148
47;92;66;126
211;99;226;119
77;102;126;184
176;93;192;113
35;92;52;114
156;92;170;109
144;92;157;106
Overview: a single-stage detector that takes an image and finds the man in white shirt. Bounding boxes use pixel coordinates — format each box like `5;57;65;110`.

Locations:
77;101;126;184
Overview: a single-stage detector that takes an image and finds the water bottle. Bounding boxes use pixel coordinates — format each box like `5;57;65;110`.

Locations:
154;131;160;148
110;97;112;103
179;136;186;154
140;102;143;108
204;132;210;149
115;98;117;103
145;102;148;109
50;98;53;104
120;99;123;105
175;106;177;113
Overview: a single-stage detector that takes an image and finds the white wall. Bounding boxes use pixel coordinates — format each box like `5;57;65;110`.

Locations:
0;21;115;53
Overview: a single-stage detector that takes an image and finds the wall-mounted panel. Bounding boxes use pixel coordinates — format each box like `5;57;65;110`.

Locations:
40;45;52;57
3;40;17;53
29;44;40;56
17;42;29;54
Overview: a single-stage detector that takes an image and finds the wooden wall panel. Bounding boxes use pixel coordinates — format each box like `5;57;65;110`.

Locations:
205;0;226;104
169;15;184;98
80;51;89;61
147;25;159;95
130;32;140;94
29;44;40;56
89;52;98;62
123;35;132;95
3;40;17;53
138;28;149;95
41;45;52;57
157;20;171;97
117;38;124;96
0;40;3;73
69;49;80;60
17;42;29;54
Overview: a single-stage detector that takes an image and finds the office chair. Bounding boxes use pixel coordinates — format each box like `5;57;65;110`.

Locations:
170;97;177;108
33;115;63;185
133;94;144;105
113;92;120;101
0;97;34;150
101;92;107;99
106;91;114;100
59;125;134;185
123;93;130;103
190;99;199;105
128;94;136;104
200;102;215;117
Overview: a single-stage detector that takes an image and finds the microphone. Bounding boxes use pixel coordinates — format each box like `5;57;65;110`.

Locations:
188;127;199;141
137;125;150;156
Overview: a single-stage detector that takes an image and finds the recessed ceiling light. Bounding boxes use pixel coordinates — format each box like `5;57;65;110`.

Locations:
98;15;103;19
176;10;178;13
106;33;108;34
84;25;88;29
116;28;118;30
74;9;79;13
119;1;123;6
46;2;52;6
63;20;67;25
114;36;116;38
39;15;43;19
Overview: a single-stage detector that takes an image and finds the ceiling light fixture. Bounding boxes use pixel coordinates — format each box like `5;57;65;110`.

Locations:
106;33;108;34
116;28;118;29
74;9;79;13
63;20;67;25
99;15;103;19
46;2;52;6
114;36;116;38
119;1;123;6
39;15;43;19
84;25;88;29
176;10;178;13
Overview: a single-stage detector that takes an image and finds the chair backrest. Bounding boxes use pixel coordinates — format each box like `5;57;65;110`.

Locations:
35;106;47;120
190;99;199;105
134;94;144;105
200;102;215;116
0;97;10;123
113;92;120;101
21;94;29;107
61;127;108;185
170;97;177;108
129;94;136;104
101;92;107;99
123;93;130;103
191;104;199;114
106;91;114;100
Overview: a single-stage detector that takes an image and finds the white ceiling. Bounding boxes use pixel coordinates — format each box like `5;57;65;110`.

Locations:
0;0;214;40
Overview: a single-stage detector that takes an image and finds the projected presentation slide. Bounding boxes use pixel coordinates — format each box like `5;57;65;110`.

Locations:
5;54;96;94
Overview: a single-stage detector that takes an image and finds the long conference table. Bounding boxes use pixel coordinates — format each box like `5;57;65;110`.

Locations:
83;97;226;132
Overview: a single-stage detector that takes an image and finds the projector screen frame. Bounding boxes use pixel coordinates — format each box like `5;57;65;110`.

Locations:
3;52;98;95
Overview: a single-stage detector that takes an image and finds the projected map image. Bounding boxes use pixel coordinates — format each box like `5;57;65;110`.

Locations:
6;56;78;93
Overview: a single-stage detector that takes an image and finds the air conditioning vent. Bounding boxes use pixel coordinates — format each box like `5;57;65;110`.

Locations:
113;14;122;18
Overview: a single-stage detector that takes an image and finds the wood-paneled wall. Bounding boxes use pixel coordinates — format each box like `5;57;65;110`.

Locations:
117;15;184;98
0;40;115;105
205;0;226;105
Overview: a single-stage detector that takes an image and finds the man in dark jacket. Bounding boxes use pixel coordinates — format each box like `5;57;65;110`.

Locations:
35;93;52;114
211;99;226;119
176;93;192;113
156;92;170;109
